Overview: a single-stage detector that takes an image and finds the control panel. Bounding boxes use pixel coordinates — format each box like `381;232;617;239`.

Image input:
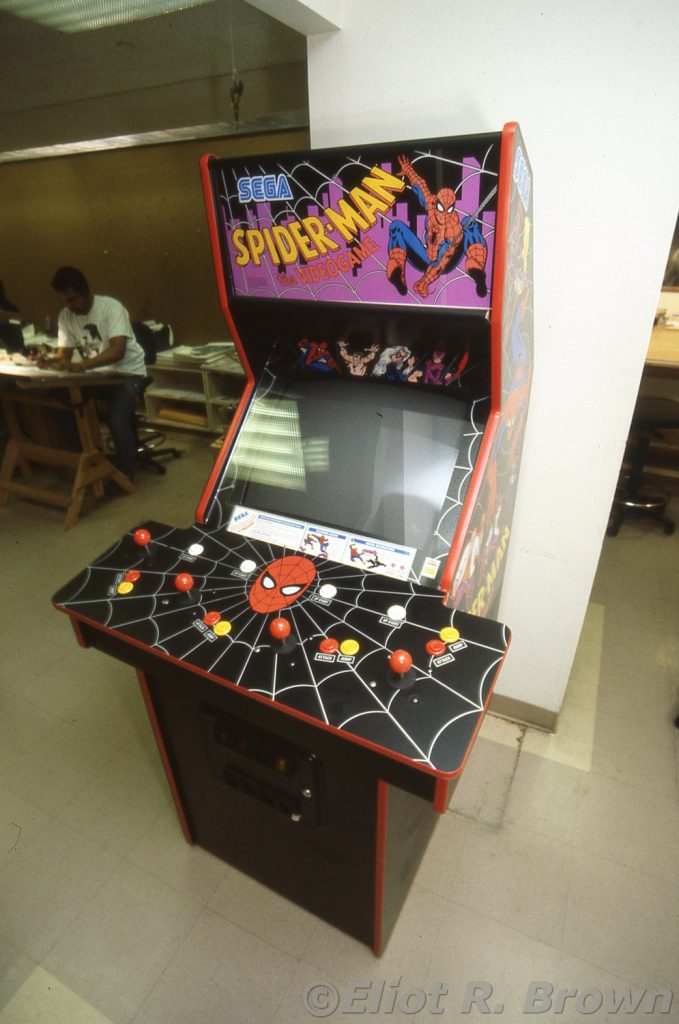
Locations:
53;520;509;777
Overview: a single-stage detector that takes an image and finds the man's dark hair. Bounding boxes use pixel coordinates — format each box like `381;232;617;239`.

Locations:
51;266;90;296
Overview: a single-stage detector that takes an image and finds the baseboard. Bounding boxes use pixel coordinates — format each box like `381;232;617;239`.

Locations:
489;692;558;733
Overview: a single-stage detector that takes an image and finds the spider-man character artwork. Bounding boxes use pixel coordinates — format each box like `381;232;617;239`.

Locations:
387;154;488;299
248;555;317;613
297;339;338;372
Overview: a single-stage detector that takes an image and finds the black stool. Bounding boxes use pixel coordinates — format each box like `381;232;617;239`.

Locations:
132;321;182;475
607;395;679;536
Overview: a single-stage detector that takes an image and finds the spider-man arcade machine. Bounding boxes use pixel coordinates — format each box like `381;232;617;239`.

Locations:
53;123;532;954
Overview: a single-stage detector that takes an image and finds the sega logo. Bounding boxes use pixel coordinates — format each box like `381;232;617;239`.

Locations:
237;174;293;203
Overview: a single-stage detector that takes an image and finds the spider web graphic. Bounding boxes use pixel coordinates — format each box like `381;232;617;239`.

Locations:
54;523;508;774
288;590;492;769
415;396;487;583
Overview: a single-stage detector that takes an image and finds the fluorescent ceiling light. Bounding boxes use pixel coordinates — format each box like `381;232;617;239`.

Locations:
0;0;213;32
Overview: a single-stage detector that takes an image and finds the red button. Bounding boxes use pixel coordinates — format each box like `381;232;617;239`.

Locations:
426;638;447;657
204;611;221;626
174;572;194;593
389;649;413;675
124;570;141;583
319;637;339;654
133;528;151;547
269;617;291;640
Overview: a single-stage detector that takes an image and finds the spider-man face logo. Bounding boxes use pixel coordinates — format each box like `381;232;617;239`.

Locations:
248;556;316;614
434;187;456;225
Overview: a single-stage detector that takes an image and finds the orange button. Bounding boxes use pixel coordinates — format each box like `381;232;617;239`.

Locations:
204;611;221;627
319;637;339;654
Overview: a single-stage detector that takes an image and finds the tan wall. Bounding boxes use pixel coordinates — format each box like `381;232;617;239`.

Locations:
0;128;309;345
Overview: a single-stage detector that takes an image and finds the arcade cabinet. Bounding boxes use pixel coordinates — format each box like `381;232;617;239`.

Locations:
53;124;533;954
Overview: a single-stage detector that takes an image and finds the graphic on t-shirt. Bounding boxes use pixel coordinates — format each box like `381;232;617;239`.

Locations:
84;324;102;341
81;323;103;359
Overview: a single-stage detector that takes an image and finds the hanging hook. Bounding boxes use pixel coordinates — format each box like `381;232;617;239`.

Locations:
230;73;244;125
227;0;244;125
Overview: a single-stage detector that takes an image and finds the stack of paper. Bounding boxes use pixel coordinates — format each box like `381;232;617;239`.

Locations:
170;342;234;365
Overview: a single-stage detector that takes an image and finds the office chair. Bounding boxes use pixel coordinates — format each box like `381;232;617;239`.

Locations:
607;394;679;536
0;281;19;314
130;321;182;475
0;320;25;353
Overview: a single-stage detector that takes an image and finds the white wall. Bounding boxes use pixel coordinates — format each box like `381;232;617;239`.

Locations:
302;0;679;716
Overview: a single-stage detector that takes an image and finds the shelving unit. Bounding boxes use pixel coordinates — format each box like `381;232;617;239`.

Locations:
144;350;245;433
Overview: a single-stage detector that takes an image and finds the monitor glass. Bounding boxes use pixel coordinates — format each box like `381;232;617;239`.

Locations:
217;372;468;556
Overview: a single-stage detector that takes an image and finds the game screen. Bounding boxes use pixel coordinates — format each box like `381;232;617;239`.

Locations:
216;363;472;581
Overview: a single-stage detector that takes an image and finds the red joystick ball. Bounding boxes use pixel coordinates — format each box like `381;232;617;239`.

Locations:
269;617;292;641
133;528;151;547
389;649;413;676
174;572;194;593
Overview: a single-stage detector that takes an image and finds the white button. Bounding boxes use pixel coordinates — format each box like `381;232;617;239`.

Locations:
319;584;337;599
387;604;406;621
188;543;204;556
240;559;257;573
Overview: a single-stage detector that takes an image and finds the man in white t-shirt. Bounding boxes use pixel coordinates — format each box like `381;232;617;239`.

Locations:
50;266;148;480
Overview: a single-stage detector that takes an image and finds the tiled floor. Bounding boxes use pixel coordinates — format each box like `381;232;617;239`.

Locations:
0;443;677;1023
